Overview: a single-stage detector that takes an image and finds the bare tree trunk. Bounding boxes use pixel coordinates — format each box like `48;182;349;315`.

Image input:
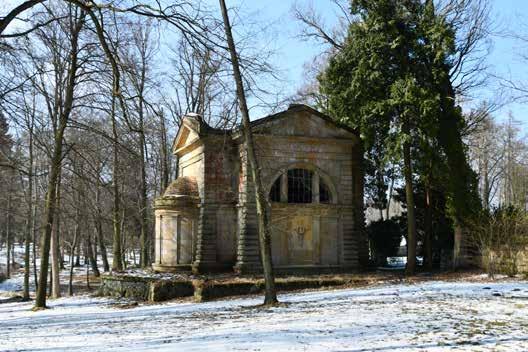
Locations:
85;256;90;290
75;244;80;267
86;233;100;277
51;172;62;298
95;184;109;272
95;219;109;272
159;109;169;193
82;9;130;273
48;264;52;296
119;209;126;269
23;123;34;301
69;178;83;295
219;0;277;305
32;187;38;290
23;218;31;300
482;158;490;210
134;45;150;269
6;194;11;279
139;129;149;268
68;235;77;296
403;136;417;276
110;91;123;272
34;10;85;310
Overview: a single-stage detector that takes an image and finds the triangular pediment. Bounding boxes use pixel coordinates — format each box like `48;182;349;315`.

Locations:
173;117;201;153
251;105;359;141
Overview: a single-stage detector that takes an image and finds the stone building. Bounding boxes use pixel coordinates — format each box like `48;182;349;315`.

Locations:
153;104;367;274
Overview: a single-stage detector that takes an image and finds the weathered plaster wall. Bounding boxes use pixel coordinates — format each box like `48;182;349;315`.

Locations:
178;145;205;198
156;106;367;274
153;200;199;272
234;110;367;272
194;135;239;271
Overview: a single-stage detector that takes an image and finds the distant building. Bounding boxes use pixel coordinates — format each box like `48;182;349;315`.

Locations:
153;104;367;274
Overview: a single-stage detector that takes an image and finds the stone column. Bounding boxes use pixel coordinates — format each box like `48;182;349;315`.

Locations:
234;145;261;273
152;195;199;272
192;204;218;273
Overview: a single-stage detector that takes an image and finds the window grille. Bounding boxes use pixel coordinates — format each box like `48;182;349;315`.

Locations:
287;168;313;203
269;168;333;204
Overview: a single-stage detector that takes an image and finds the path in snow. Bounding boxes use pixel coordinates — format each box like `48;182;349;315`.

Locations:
1;280;528;351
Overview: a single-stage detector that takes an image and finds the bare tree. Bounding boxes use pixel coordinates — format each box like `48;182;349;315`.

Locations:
34;5;85;310
219;0;277;306
121;20;157;268
467;111;505;209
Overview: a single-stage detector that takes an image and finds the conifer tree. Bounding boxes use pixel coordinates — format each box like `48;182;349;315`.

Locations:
320;0;480;274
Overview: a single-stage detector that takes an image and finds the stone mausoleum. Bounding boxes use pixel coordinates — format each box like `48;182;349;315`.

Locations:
153;104;367;274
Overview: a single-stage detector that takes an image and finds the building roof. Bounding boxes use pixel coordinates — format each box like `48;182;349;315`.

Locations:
163;177;199;198
248;104;360;136
187;104;360;136
173;104;360;154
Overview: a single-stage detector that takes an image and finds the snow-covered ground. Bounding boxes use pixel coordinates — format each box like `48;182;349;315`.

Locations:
2;280;528;351
0;243;118;297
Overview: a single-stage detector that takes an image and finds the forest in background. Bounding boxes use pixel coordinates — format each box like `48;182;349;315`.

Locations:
0;0;528;307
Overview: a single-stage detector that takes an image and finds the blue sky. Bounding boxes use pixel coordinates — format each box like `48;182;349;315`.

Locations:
229;0;528;132
2;0;527;132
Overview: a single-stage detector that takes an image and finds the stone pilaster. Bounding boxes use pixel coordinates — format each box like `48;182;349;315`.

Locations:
192;205;218;273
234;144;261;273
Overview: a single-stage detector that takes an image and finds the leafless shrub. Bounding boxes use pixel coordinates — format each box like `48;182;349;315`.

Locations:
469;207;528;278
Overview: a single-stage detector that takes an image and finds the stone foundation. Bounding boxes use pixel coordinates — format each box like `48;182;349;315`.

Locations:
100;272;373;303
99;274;194;302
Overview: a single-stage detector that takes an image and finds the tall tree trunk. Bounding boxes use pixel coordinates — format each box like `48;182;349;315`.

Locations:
85;255;90;290
159;110;169;193
482;158;490;210
95;219;109;272
69;184;82;295
35;126;66;309
424;183;433;271
11;243;15;266
136;61;149;268
48;264;52;296
95;183;109;272
386;168;395;220
85;234;100;277
34;10;84;310
32;187;38;290
219;0;277;305
139;130;149;268
6;194;11;279
110;91;123;272
75;244;80;267
68;230;77;296
51;172;62;298
403;137;417;276
83;7;131;272
23;125;34;300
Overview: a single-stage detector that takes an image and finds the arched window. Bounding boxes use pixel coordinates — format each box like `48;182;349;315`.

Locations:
288;168;313;203
269;168;334;204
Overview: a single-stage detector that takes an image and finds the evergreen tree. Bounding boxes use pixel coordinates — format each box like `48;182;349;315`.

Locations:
319;0;480;274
